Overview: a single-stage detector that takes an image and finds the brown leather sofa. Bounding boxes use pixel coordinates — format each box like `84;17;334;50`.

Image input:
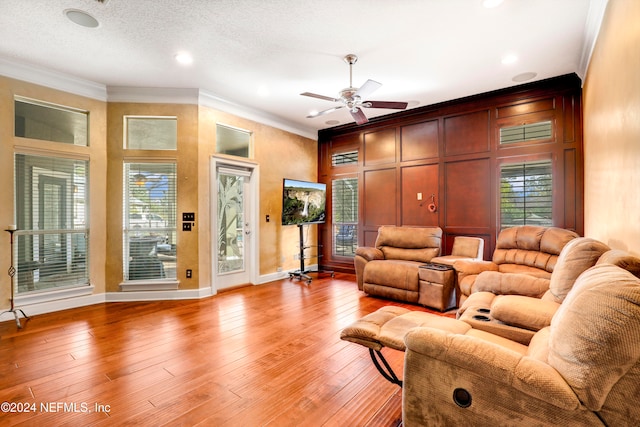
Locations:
354;226;442;304
453;226;579;305
457;236;611;344
402;262;640;426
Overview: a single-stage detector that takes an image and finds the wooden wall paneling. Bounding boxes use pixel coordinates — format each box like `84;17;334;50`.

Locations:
400;120;439;161
363;168;397;226
443;110;491;156
496;97;555;118
363;128;397;166
401;164;439;226
363;229;379;247
444;158;492;229
563;94;577;144
563;148;577;232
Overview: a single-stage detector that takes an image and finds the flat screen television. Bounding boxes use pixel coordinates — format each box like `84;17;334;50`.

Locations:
282;178;327;225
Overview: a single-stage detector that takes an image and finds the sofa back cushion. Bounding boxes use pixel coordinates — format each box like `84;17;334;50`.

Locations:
548;264;640;411
542;237;610;303
492;226;578;274
375;226;442;263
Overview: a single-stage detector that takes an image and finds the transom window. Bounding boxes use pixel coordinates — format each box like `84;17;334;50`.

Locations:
125;116;177;150
14;97;89;146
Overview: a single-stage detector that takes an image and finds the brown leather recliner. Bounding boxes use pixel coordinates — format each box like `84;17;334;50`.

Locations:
453;226;579;305
402;263;640;426
354;226;442;304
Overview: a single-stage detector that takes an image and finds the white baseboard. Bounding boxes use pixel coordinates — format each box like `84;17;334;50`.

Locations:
0;268;317;321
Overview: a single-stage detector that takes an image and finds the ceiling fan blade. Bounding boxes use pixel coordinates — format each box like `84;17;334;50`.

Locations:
364;101;409;109
350;108;368;125
306;105;344;118
300;92;339;102
355;79;382;98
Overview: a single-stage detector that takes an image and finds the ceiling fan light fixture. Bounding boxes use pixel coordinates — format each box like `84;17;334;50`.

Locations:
65;9;99;28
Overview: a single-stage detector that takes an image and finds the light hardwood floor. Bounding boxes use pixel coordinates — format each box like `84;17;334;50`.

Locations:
0;273;449;426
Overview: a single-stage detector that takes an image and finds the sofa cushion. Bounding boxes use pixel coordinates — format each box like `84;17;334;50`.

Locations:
474;271;550;297
376;226;442;263
548;264;640;411
492;226;578;274
542;237;609;303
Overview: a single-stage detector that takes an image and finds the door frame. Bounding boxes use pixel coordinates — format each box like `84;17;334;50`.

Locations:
210;155;260;293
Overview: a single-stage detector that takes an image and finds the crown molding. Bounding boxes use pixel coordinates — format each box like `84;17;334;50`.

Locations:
198;89;317;140
578;0;609;80
0;56;107;100
0;56;317;139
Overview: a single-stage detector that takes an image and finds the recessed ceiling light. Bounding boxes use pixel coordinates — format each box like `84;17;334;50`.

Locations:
257;85;270;97
501;54;518;65
65;9;99;28
512;72;538;82
325;120;340;126
482;0;505;8
174;52;193;65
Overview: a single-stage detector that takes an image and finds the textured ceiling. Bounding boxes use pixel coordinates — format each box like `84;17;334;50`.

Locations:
0;0;605;138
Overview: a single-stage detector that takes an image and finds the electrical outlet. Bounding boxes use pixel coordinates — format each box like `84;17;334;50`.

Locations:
186;269;192;278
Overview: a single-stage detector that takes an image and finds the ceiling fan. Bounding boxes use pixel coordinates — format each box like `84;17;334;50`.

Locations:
301;54;409;125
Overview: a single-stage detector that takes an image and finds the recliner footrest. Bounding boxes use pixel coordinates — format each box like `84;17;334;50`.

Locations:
340;306;471;352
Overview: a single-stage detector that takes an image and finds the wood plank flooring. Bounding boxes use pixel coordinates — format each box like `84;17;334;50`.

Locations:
0;273;451;426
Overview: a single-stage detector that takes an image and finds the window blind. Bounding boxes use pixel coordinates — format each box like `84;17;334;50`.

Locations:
123;163;177;281
14;154;89;294
332;177;358;257
499;121;553;145
500;160;553;229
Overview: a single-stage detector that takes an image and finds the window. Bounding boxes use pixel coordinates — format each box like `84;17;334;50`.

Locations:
500;160;553;229
123;163;177;281
499;121;553;145
332;177;358;256
216;124;252;158
14;154;89;294
125;116;177;150
14;97;89;146
332;150;358;166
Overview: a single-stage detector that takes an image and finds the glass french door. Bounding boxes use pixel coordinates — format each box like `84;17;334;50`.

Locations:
215;165;253;289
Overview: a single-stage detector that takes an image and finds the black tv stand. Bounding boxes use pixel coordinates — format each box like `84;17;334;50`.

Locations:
288;223;334;284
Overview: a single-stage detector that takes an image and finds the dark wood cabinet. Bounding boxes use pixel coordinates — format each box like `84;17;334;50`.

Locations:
318;74;583;273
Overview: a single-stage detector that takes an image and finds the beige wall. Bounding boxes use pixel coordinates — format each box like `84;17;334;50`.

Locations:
0;76;108;306
197;107;317;283
106;102;200;291
583;0;640;253
0;76;316;310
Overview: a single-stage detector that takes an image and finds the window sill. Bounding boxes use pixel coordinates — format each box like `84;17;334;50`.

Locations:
14;284;95;306
119;280;179;292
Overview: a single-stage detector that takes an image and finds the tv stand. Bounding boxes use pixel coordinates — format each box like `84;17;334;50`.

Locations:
288;223;334;284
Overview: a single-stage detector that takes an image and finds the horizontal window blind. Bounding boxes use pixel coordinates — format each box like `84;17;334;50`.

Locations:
14;154;89;294
332;150;358;166
500;160;553;229
332;177;358;257
500;121;553;145
124;163;177;281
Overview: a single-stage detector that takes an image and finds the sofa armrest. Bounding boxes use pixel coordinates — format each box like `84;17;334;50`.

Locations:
453;259;498;276
491;295;560;331
354;246;384;262
404;326;581;410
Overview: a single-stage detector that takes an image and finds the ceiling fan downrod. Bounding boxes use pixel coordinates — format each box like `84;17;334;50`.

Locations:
344;54;358;89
